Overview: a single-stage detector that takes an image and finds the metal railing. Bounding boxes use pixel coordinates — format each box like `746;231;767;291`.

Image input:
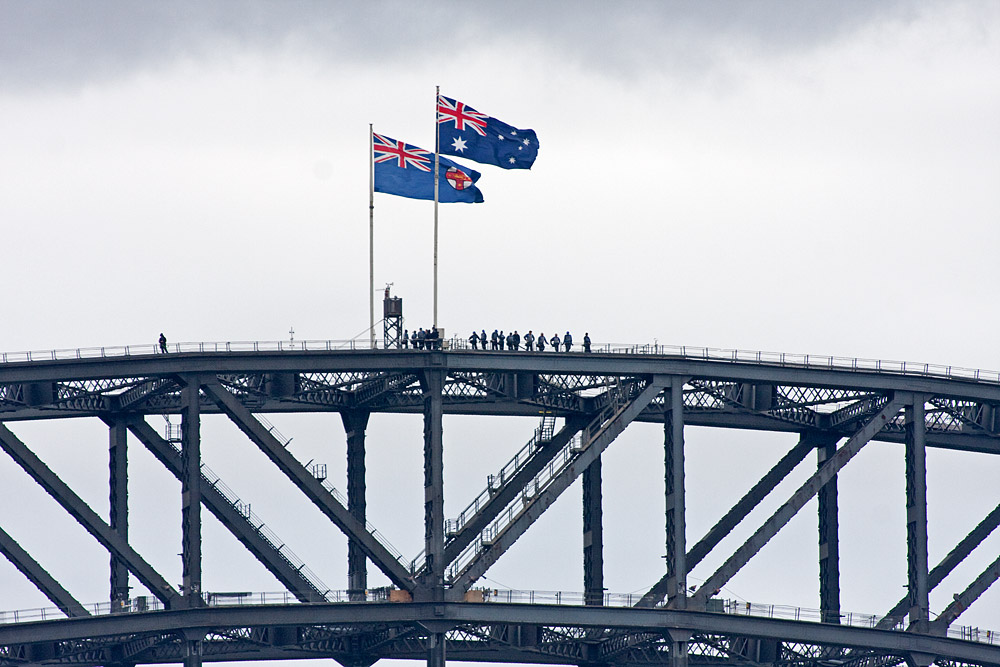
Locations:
447;415;556;537
164;440;332;601
2;339;997;387
1;589;996;648
445;385;634;582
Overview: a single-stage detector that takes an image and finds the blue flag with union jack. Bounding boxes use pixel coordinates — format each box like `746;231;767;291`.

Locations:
373;132;484;203
437;95;538;170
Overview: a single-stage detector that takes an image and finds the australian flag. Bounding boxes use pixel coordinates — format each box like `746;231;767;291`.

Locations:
437;95;538;170
373;132;484;203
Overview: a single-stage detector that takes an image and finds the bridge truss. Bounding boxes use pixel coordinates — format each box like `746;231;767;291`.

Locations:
0;346;998;667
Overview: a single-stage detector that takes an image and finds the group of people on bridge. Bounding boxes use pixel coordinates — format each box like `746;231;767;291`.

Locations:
469;329;591;353
402;327;443;350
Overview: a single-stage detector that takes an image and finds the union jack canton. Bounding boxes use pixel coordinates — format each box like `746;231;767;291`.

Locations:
373;132;483;203
437;95;539;170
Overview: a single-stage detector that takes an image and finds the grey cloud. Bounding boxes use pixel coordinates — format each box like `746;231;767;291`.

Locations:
0;0;958;89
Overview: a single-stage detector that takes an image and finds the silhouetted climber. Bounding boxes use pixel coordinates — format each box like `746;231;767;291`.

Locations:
158;333;168;354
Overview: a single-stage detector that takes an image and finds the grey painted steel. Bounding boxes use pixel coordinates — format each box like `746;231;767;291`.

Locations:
0;525;90;618
421;370;445;597
181;380;203;607
665;378;686;609
691;396;908;607
582;455;603;606
817;435;841;624
447;378;668;595
666;628;690;667
0;422;181;607
0;350;998;665
638;433;817;608
2;351;998;454
124;417;329;602
441;417;587;565
878;501;1000;629
4;350;1000;407
905;398;930;632
1;602;998;667
427;631;446;667
108;417;129;611
200;380;415;591
930;553;1000;633
343;410;371;600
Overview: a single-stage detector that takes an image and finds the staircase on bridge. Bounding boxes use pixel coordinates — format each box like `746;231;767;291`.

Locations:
444;379;638;583
161;417;333;602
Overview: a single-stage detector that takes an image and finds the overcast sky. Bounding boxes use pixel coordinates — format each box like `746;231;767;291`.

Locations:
1;0;999;659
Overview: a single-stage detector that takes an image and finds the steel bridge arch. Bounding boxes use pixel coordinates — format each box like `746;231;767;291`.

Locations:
1;344;998;667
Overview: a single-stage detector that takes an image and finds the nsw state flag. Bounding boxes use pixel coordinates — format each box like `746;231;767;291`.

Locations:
373;132;484;203
437;95;538;170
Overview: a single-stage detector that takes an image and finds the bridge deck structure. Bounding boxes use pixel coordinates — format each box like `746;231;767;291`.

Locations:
0;340;998;667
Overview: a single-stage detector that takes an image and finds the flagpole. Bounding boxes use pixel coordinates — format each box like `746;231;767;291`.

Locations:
433;85;440;330
369;123;376;349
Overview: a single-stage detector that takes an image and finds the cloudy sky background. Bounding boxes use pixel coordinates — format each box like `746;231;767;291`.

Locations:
1;0;999;658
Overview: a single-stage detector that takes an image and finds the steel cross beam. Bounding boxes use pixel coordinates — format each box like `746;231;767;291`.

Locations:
441;416;589;565
0;423;181;608
637;433;819;608
2;602;999;667
0;525;90;618
199;379;415;591
446;377;669;596
929;553;1000;633
877;501;1000;629
690;395;907;608
122;416;330;602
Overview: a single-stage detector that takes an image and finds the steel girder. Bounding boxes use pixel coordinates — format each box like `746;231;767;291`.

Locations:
199;380;415;591
689;396;909;609
122;416;331;602
1;356;996;455
0;526;89;618
0;603;997;667
0;423;182;608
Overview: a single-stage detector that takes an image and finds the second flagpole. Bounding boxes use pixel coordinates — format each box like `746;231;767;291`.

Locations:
433;85;440;330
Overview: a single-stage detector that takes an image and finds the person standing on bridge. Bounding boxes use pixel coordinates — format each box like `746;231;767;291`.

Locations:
550;332;560;351
564;331;573;352
480;330;488;350
158;333;168;354
513;331;521;351
402;330;410;349
537;333;546;352
583;333;591;353
469;330;479;350
524;330;535;351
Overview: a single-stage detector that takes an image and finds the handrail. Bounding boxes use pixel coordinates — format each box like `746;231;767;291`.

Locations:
2;339;997;387
0;589;996;648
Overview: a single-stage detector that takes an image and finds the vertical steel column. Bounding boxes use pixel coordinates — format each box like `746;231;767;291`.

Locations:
905;397;929;632
182;631;204;667
666;629;691;667
427;631;446;667
582;454;604;606
817;436;841;624
109;418;129;612
422;370;445;597
343;410;371;601
181;380;202;608
664;376;686;609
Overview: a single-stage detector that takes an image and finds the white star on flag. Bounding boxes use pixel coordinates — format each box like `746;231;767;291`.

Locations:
450;136;468;152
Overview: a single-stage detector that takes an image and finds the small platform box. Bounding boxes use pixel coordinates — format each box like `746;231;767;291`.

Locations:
389;589;413;603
